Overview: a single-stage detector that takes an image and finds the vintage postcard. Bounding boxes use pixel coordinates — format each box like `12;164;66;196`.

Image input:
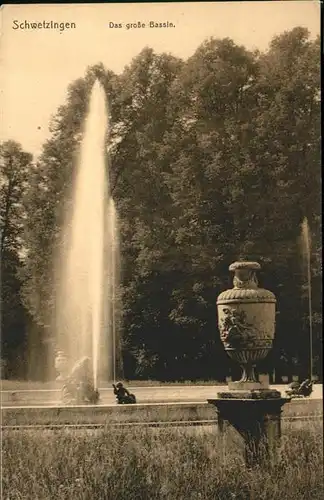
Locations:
1;1;322;499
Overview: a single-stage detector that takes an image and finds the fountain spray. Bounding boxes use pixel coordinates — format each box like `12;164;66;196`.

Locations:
300;217;313;381
55;80;120;392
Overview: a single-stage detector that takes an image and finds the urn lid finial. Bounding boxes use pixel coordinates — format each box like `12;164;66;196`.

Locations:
229;261;261;272
217;260;275;304
229;261;260;290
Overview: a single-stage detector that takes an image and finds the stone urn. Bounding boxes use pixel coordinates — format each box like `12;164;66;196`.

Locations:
54;350;69;381
217;261;276;385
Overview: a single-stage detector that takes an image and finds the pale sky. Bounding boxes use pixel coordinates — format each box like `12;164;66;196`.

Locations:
0;1;320;157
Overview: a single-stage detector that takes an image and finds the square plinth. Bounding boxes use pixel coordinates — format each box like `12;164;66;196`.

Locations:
217;389;282;400
228;381;268;391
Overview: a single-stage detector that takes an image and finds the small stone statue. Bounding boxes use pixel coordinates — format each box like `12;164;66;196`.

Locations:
286;379;313;398
113;382;136;404
54;350;69;381
62;356;100;404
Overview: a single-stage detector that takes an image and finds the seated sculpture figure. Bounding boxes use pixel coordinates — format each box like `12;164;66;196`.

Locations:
298;379;313;396
62;356;100;404
113;382;136;404
286;378;313;398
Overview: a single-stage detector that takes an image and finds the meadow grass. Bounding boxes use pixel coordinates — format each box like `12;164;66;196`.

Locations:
2;422;323;500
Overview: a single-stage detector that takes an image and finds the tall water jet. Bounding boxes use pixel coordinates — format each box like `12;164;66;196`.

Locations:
54;80;120;392
300;217;313;380
110;198;120;382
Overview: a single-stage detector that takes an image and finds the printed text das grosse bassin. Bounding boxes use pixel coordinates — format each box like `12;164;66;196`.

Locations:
109;21;176;30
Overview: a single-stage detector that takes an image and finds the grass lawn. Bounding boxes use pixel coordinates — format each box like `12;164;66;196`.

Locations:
2;422;323;499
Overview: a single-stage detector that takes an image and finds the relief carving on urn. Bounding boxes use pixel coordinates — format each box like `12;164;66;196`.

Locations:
220;308;256;349
217;261;276;385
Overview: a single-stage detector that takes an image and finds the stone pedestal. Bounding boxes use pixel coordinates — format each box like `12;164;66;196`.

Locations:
208;391;289;467
227;379;267;391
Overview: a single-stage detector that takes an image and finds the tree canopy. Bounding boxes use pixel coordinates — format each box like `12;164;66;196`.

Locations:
0;141;33;377
2;27;321;381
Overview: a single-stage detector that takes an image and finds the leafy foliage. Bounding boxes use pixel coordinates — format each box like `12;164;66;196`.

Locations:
0;141;33;377
3;29;321;381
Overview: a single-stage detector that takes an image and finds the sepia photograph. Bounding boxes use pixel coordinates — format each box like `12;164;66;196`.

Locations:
1;1;322;498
